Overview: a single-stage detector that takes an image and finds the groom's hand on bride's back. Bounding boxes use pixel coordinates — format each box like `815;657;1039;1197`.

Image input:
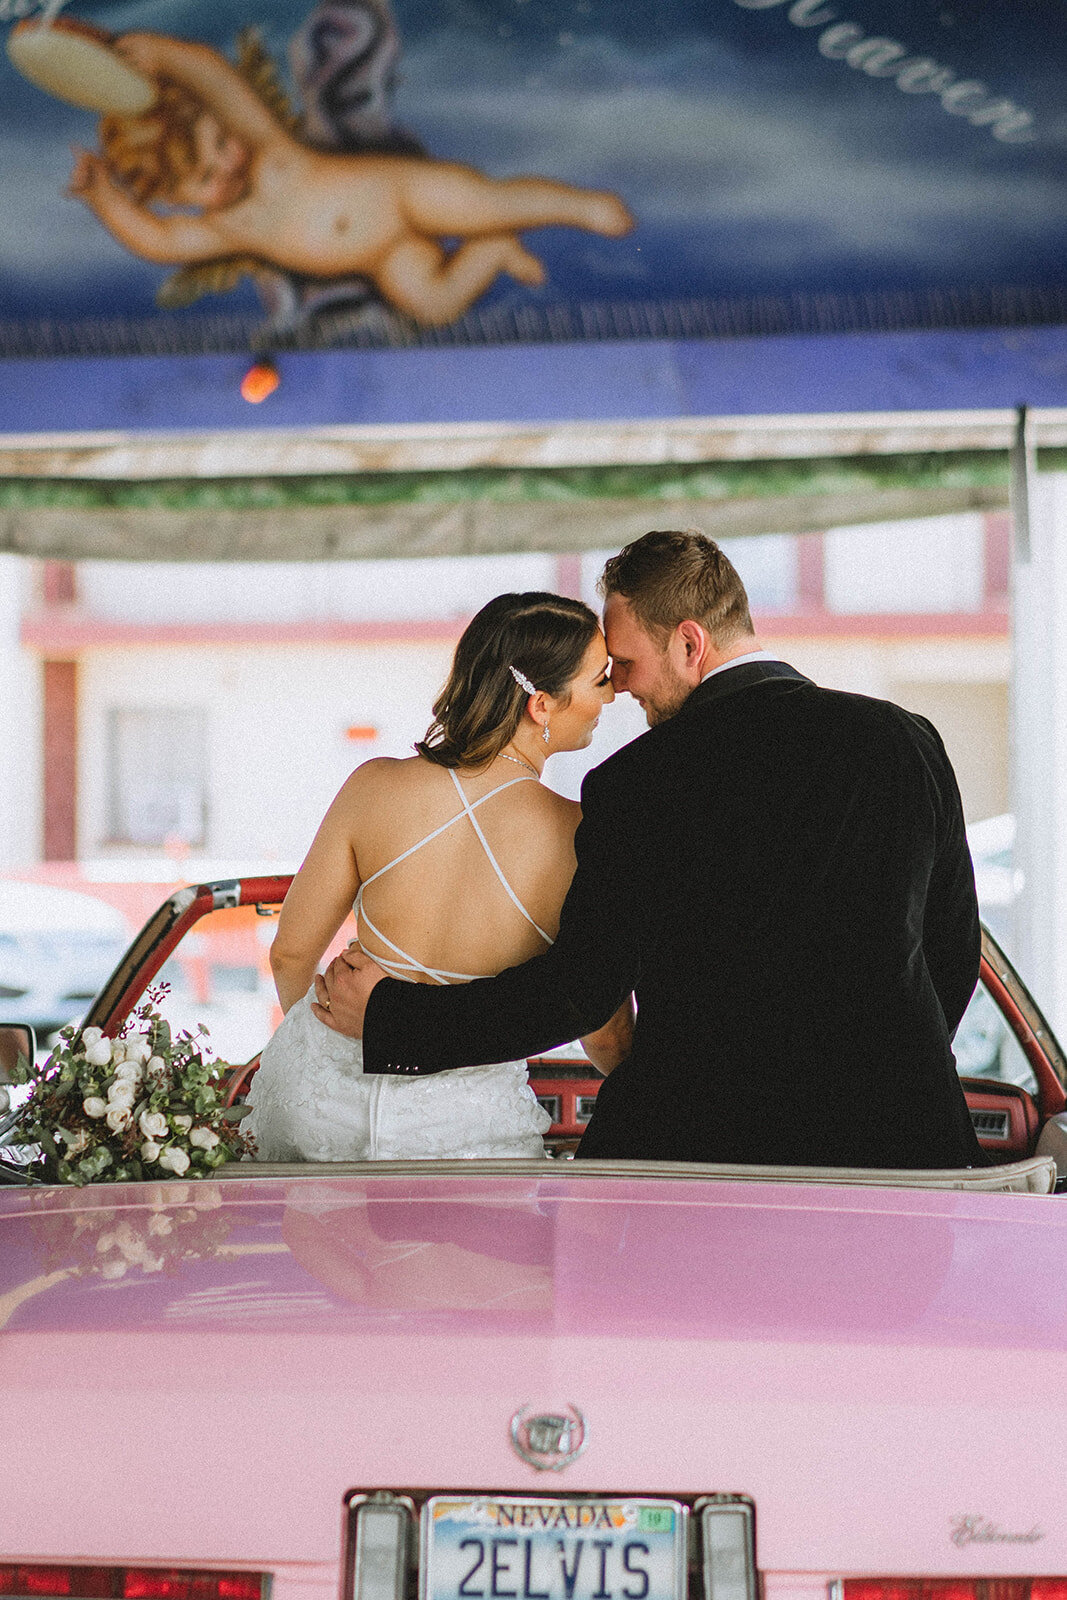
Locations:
311;945;386;1037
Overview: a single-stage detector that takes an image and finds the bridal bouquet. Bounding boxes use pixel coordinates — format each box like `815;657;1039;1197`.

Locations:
9;987;255;1186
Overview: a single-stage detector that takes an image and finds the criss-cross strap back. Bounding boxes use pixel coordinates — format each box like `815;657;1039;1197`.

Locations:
353;767;554;985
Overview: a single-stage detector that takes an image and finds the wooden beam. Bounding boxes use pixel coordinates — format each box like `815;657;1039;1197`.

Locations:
2;408;1067;480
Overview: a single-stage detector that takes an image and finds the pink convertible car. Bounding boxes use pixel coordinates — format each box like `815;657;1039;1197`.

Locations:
0;874;1064;1600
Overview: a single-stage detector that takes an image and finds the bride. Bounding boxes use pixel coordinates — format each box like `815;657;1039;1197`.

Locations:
246;591;633;1162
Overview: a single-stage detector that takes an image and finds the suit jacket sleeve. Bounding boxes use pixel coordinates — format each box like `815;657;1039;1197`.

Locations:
917;716;981;1037
362;760;643;1073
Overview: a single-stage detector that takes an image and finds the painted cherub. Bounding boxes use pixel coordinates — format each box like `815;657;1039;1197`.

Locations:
68;30;634;327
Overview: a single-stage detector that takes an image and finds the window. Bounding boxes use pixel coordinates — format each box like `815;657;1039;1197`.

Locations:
718;535;798;611
824;514;984;613
106;708;207;847
954;977;1038;1097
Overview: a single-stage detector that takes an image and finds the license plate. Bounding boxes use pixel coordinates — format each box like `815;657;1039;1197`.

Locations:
421;1496;687;1600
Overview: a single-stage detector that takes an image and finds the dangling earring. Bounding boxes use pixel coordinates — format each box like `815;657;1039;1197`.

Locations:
542;721;551;745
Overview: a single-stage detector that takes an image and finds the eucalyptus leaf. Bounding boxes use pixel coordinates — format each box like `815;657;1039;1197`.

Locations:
222;1102;253;1121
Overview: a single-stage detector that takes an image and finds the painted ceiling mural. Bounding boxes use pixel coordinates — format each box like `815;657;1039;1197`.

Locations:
1;0;1064;358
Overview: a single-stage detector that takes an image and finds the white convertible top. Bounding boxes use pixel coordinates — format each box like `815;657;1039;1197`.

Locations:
218;1153;1057;1192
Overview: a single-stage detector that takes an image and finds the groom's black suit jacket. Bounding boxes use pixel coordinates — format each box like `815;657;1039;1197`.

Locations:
363;662;984;1169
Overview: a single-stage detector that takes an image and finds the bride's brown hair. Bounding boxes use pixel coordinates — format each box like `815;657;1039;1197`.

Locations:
416;592;599;769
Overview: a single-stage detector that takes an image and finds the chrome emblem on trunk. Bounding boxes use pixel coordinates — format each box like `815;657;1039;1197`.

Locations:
510;1405;587;1470
949;1516;1045;1547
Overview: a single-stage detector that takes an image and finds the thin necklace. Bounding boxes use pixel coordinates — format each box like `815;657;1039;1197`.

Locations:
498;749;539;777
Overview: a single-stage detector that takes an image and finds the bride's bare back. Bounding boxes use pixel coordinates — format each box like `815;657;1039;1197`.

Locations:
353;756;579;980
271;753;579;1012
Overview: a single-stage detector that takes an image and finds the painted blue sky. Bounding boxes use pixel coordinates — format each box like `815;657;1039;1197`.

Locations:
2;0;1066;348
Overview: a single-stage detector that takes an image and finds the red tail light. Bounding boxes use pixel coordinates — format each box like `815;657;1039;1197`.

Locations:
0;1572;113;1598
0;1570;267;1600
842;1582;1067;1600
124;1574;266;1600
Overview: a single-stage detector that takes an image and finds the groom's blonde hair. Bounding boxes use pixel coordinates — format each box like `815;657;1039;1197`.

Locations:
599;529;754;647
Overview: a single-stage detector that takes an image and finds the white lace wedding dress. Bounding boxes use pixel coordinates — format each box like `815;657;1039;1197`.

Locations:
246;769;552;1162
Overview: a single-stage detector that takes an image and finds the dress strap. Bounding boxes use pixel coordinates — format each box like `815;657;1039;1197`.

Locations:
353;886;483;985
447;768;553;945
353;767;553;986
357;774;537;891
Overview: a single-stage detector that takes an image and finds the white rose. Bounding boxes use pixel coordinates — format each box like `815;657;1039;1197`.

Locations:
188;1126;220;1150
171;1114;193;1131
83;1097;107;1118
113;1062;142;1083
81;1027;103;1048
140;1140;163;1162
107;1081;137;1109
85;1038;113;1067
105;1106;132;1133
63;1130;89;1157
158;1145;191;1176
139;1110;169;1141
146;1055;166;1076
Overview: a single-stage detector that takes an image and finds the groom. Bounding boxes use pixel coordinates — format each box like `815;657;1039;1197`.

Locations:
315;529;984;1169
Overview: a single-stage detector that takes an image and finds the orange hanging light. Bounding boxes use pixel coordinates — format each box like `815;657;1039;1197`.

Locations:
240;359;280;404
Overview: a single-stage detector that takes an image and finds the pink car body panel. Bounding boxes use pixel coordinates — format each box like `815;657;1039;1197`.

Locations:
1;1170;1064;1600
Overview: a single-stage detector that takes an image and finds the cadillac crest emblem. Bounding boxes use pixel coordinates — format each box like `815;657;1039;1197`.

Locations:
510;1405;587;1471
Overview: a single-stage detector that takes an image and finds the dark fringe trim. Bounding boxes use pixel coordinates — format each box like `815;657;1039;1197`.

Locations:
3;282;1067;360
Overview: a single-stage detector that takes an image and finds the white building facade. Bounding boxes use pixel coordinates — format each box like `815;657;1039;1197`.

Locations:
4;510;1009;875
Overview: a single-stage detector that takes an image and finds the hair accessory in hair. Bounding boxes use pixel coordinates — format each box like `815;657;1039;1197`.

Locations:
509;664;537;695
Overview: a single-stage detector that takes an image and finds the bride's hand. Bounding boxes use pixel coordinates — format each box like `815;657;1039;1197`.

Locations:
311;946;387;1036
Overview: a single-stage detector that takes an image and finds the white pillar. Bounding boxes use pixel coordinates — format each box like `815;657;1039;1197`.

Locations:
1011;471;1067;1035
0;555;42;868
